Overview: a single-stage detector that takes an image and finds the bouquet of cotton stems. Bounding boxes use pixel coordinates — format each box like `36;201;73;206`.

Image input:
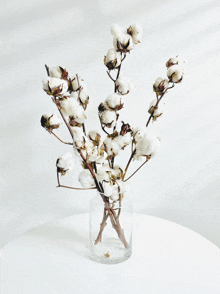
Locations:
41;24;184;248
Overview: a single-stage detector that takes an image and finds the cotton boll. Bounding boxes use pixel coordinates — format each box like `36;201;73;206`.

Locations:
49;66;67;79
87;146;104;163
104;48;121;70
121;133;131;147
132;128;145;143
100;110;117;128
134;132;160;160
110;181;127;201
111;24;123;37
112;165;123;179
88;130;101;146
117;180;128;193
88;130;101;142
104;93;124;110
114;133;131;149
104;137;121;156
56;152;74;175
59;97;86;123
116;77;133;95
102;181;113;197
113;33;134;52
72;127;85;148
43;77;69;96
153;77;169;94
71;76;86;91
127;23;143;44
96;164;111;183
78;169;95;188
110;190;120;201
78;87;89;105
167;65;183;83
113;135;125;148
166;55;185;69
41;114;62;130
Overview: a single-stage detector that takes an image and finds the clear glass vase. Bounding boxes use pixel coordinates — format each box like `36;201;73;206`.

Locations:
89;190;132;264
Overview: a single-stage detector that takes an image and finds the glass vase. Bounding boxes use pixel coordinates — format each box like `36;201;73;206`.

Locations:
89;189;132;264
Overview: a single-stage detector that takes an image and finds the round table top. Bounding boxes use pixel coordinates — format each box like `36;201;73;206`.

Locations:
1;213;220;294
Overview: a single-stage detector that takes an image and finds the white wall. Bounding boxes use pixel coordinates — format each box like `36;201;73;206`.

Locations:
1;0;220;247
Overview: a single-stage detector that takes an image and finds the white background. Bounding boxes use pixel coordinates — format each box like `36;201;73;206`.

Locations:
1;0;220;248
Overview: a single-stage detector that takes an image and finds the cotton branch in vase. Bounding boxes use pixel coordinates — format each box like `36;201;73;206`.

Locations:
41;23;184;249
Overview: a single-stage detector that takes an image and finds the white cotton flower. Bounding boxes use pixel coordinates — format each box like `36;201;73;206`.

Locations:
113;33;134;52
79;87;89;105
71;76;86;91
49;66;66;79
110;180;127;201
112;165;123;179
134;132;160;160
69;92;78;99
148;99;164;119
100;110;117;128
88;130;101;147
56;152;74;174
102;181;113;197
43;77;68;95
104;93;124;110
59;97;86;123
72;127;85;148
114;133;131;149
85;141;105;163
41;114;62;130
153;77;169;94
96;164;111;183
104;48;121;70
104;137;121;157
111;184;120;200
127;23;143;44
132;127;145;142
166;55;185;69
167;65;183;83
116;180;128;193
111;24;123;37
78;169;95;188
84;139;93;151
116;77;133;95
110;189;120;201
88;130;101;142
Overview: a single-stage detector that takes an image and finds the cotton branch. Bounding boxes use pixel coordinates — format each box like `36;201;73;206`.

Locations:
146;83;175;127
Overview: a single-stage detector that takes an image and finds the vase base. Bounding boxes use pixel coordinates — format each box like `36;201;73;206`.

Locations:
90;239;132;264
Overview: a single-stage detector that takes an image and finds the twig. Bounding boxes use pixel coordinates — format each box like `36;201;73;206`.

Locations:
82;123;86;136
124;158;149;182
114;63;122;92
76;73;82;101
45;64;50;76
107;71;115;82
94;208;109;244
53;97;75;140
108;207;129;248
57;184;96;190
146;83;175;127
49;130;73;145
98;115;110;135
122;150;136;180
57;170;60;186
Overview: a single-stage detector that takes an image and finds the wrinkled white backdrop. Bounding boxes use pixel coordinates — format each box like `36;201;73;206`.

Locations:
1;0;220;248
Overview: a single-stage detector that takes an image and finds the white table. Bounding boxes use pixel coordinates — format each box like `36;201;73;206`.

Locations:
1;214;220;294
